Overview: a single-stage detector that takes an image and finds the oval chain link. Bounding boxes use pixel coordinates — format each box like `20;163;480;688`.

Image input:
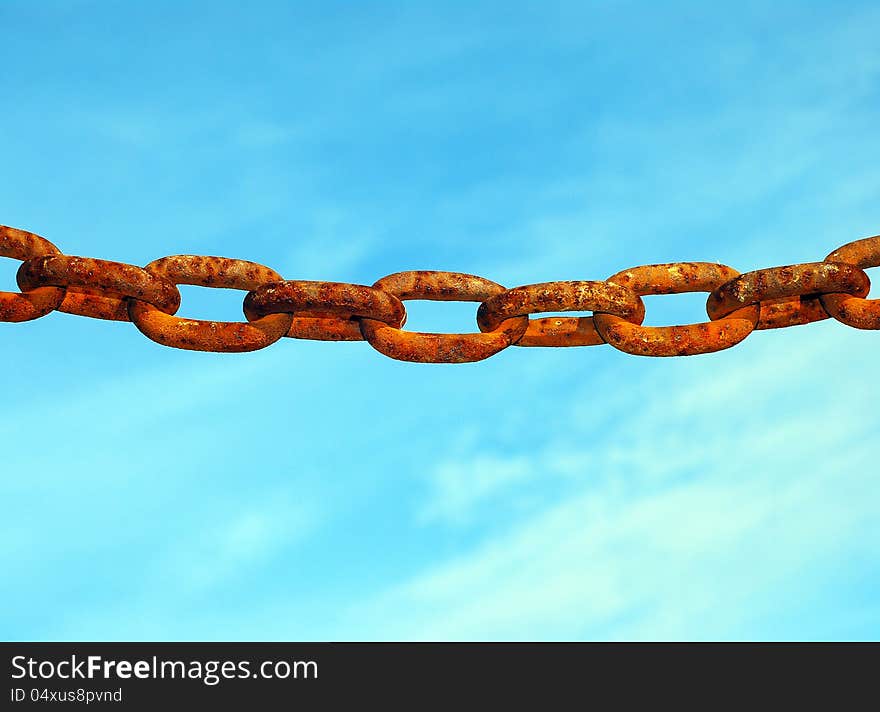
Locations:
593;263;760;357
0;225;65;322
821;235;880;329
244;280;406;341
361;271;528;363
129;255;293;353
477;280;645;347
17;254;181;320
706;262;869;322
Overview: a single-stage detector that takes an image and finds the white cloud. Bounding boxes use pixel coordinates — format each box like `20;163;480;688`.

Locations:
159;489;319;594
420;454;533;524
352;326;880;640
44;484;322;640
278;210;381;280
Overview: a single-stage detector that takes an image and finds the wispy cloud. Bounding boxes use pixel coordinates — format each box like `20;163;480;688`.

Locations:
155;487;320;595
420;454;533;525
355;327;880;640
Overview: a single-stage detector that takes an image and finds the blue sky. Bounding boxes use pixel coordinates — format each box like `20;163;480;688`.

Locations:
1;0;879;640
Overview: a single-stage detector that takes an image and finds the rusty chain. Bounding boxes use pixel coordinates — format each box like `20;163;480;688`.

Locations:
2;224;878;363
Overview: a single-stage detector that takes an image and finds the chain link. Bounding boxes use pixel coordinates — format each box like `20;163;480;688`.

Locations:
477;279;645;352
593;263;760;357
1;224;876;362
244;279;406;343
0;226;66;322
17;254;182;320
362;271;528;363
821;237;880;330
129;256;294;353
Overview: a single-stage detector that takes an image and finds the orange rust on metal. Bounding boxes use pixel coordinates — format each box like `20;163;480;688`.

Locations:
515;317;606;347
755;296;830;330
284;316;364;341
476;280;645;348
17;254;181;321
244;280;406;342
593;262;760;356
360;271;528;363
0;225;65;322
59;288;135;321
3;223;880;361
706;262;870;322
128;255;293;353
597;305;760;355
821;235;880;329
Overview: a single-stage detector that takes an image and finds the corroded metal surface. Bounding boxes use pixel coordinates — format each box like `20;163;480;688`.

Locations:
822;235;880;329
593;263;760;356
361;271;528;363
514;316;606;347
59;288;134;322
755;296;831;330
0;226;65;322
2;223;879;362
129;256;292;353
706;262;869;321
244;280;406;343
477;280;645;348
17;254;181;321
